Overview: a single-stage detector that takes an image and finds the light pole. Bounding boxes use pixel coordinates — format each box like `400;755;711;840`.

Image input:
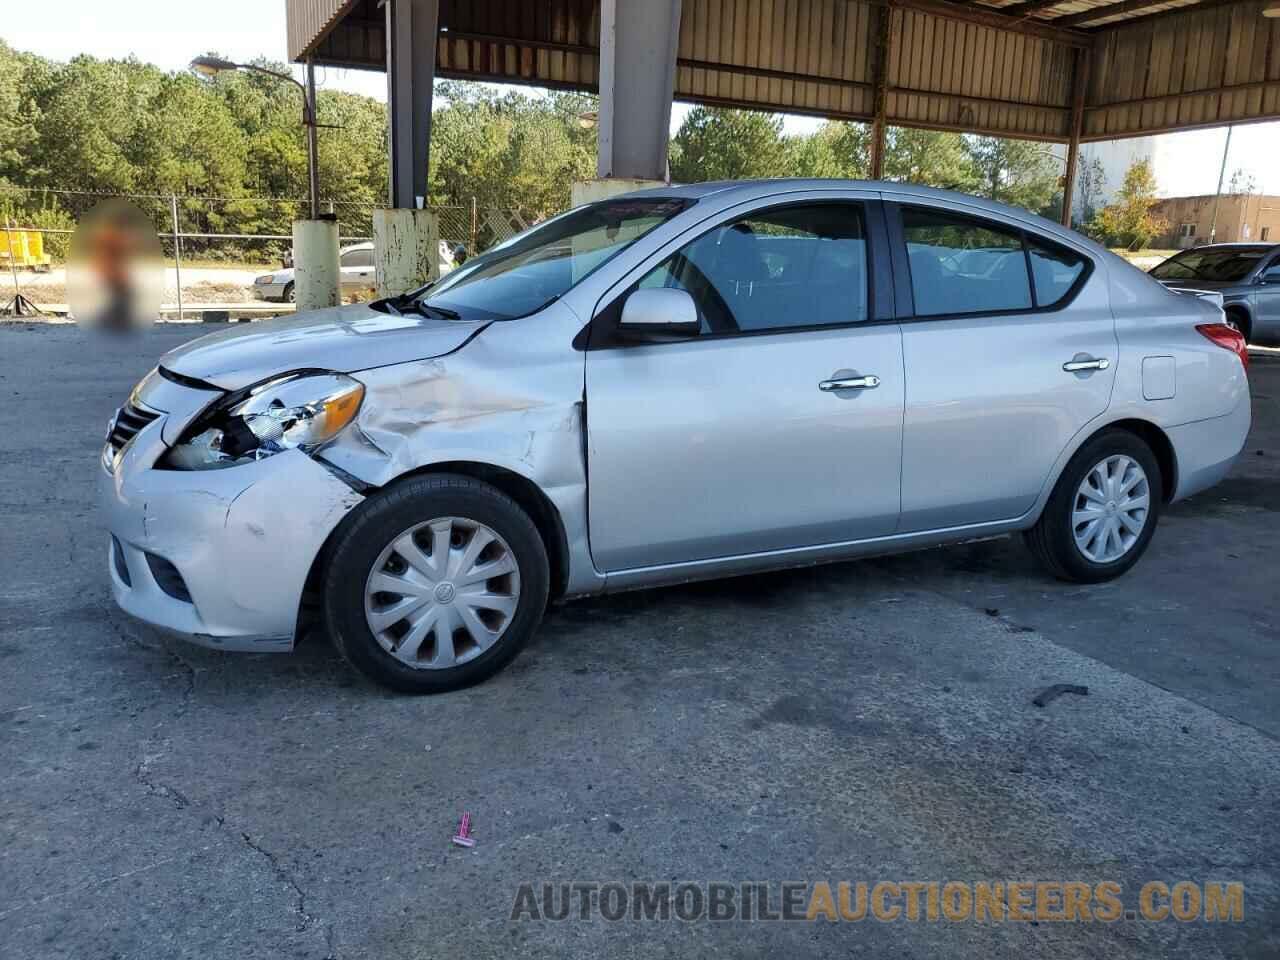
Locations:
189;55;320;220
189;55;339;311
1208;125;1234;245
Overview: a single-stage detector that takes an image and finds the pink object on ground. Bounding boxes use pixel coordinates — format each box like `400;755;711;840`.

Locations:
452;812;475;848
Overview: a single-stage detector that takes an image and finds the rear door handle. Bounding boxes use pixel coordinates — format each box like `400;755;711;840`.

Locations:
819;375;880;391
1062;357;1110;372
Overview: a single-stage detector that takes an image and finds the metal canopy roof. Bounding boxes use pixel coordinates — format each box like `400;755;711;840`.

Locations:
288;0;1280;144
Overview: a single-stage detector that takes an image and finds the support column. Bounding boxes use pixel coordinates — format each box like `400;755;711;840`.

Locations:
587;0;681;195
869;4;892;180
386;0;438;209
379;0;439;295
1061;46;1089;228
373;208;441;297
292;218;340;311
290;60;341;311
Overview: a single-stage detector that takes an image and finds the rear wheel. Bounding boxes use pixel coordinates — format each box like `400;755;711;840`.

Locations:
1025;429;1162;583
323;474;549;693
283;282;296;303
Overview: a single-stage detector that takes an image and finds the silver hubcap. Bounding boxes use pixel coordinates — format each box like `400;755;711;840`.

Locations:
363;517;520;669
1072;454;1150;564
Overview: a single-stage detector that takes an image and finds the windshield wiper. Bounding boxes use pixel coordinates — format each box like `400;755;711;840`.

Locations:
401;299;462;321
371;279;439;315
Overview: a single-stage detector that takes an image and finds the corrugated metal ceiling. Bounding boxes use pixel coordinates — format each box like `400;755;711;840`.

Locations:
287;0;1280;143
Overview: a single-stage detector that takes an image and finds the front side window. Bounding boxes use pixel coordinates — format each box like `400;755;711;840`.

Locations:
634;203;868;334
903;207;1031;316
418;198;690;322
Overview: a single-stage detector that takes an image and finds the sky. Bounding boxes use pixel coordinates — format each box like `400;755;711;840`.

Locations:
5;0;1279;197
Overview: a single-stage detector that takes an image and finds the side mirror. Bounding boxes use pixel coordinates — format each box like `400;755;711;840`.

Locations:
617;288;700;341
1259;271;1280;285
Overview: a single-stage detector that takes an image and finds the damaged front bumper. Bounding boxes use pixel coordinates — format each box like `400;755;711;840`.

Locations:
101;415;364;652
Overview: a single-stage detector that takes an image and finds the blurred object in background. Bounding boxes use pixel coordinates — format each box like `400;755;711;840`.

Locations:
68;200;163;333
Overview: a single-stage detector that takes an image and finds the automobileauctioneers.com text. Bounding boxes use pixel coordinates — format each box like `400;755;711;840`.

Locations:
511;880;1244;923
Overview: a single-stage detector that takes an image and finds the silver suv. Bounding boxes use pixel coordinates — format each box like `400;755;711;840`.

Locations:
102;181;1251;693
1150;242;1280;345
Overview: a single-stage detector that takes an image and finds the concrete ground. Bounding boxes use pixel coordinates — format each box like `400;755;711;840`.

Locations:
1;323;1277;959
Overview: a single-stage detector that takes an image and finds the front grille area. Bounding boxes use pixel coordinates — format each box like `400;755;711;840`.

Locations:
145;552;192;603
107;400;161;455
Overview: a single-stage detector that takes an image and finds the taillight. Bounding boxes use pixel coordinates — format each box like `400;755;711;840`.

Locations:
1196;323;1249;371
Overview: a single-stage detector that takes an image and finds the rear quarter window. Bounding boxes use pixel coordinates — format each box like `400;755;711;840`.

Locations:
1028;240;1087;308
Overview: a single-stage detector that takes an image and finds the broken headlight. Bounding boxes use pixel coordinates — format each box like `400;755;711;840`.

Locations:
163;372;364;470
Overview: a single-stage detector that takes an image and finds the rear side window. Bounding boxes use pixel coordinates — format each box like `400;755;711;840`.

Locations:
902;208;1030;316
1028;239;1086;307
636;203;868;334
341;248;374;268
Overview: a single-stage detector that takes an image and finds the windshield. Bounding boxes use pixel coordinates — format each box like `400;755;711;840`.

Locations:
1150;247;1268;282
416;197;691;321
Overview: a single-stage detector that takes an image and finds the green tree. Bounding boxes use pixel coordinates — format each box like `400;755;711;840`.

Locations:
882;128;976;190
1088;159;1167;250
0;41;48;189
670;106;787;182
829;123;871;178
1075;155;1106;227
965;135;1060;214
133;74;250;231
784;122;865;178
34;56;158;196
427;84;595;216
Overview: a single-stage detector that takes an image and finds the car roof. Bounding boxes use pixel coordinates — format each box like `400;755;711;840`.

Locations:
614;178;1101;254
1170;243;1278;253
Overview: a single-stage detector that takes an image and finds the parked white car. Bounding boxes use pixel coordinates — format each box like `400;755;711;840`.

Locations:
252;241;456;302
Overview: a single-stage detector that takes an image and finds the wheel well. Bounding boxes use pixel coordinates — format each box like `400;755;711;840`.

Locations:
1224;304;1252;337
1102;419;1177;502
294;460;571;647
396;461;571;599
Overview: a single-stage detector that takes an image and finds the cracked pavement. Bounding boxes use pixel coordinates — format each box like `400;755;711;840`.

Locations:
1;324;1277;958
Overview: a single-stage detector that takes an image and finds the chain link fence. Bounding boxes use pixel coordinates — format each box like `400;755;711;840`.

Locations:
1;186;533;319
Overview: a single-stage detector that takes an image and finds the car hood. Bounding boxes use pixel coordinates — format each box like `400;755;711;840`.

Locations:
160;303;488;390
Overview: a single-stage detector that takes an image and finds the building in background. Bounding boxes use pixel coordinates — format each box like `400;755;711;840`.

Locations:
1060;137;1168;224
1150;194;1280;248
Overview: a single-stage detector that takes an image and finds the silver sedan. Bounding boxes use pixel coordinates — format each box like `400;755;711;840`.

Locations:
102;180;1251;693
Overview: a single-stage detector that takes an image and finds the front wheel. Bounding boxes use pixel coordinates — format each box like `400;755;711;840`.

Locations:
323;474;549;693
1025;430;1162;583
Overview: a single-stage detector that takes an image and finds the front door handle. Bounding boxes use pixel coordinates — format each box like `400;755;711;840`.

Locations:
1063;357;1110;372
819;375;880;391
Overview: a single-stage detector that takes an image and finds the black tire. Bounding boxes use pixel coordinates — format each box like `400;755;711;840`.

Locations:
283;282;296;304
323;474;549;694
1024;429;1163;584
